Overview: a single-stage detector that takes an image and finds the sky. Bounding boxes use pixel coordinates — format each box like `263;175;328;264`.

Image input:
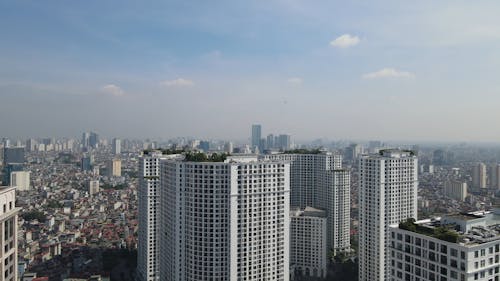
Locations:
1;0;500;142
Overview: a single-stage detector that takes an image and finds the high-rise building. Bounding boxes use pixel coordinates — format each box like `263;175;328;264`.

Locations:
3;147;25;165
137;151;171;281
198;141;210;152
81;155;93;171
389;211;500;281
107;159;121;177
251;124;262;151
264;152;350;254
89;132;99;149
444;180;467;201
81;132;90;149
0;186;19;281
358;149;418;281
224;142;233;154
290;207;327;279
87;180;100;197
159;155;290;280
489;164;500;189
2;138;10;148
112;138;121;155
277;134;291;150
472;162;487;189
266;134;275;150
9;171;30;191
1;164;23;186
26;139;36;152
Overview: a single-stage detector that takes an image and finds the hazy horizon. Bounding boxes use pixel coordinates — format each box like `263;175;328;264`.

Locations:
2;1;500;141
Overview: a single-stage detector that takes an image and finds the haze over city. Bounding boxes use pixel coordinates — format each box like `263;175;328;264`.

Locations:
2;1;500;141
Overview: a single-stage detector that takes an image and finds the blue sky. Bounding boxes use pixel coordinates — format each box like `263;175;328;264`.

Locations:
1;1;500;141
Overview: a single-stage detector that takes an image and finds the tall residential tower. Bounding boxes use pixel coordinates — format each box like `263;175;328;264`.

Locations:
265;152;350;254
159;155;290;280
358;149;418;281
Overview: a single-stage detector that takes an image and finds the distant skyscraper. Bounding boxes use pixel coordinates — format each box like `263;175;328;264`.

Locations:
2;138;10;148
81;132;90;149
3;147;25;165
493;164;500;189
223;142;233;153
9;171;30;191
278;134;291;150
0;186;19;281
107;159;121;177
87;180;100;197
26;139;36;152
159;156;290;280
358;149;418;281
112;138;121;155
444;180;467;201
198;140;210;152
251;124;262;151
266;134;275;149
89;132;99;148
81;155;93;171
2;164;23;186
472;162;487;189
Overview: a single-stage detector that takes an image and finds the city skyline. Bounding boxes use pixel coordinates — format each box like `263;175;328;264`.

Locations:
2;1;500;141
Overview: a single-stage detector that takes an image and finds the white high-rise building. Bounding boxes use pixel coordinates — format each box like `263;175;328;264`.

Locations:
107;159;121;177
444;180;467;202
358;149;418;281
137;151;175;281
389;211;500;281
472;163;487;189
159;155;290;281
264;152;342;208
264;152;349;254
489;164;500;189
112;138;121;155
0;186;19;281
87;180;100;197
290;207;327;279
9;171;30;191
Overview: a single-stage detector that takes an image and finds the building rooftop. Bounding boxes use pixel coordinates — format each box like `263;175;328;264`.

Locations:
394;210;500;246
291;207;327;218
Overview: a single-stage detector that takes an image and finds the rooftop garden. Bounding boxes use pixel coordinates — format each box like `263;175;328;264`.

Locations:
184;152;229;162
283;148;323;154
399;218;460;243
143;148;185;155
379;149;416;156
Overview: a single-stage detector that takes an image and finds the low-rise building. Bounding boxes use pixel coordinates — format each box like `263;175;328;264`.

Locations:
389;210;500;281
290;207;327;279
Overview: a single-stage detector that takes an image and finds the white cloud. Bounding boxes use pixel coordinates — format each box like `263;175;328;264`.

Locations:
101;84;124;96
362;68;415;79
330;34;360;48
161;78;194;87
287;77;303;84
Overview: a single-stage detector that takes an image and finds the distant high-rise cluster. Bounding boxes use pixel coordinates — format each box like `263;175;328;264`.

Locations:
81;131;99;150
251;124;291;152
